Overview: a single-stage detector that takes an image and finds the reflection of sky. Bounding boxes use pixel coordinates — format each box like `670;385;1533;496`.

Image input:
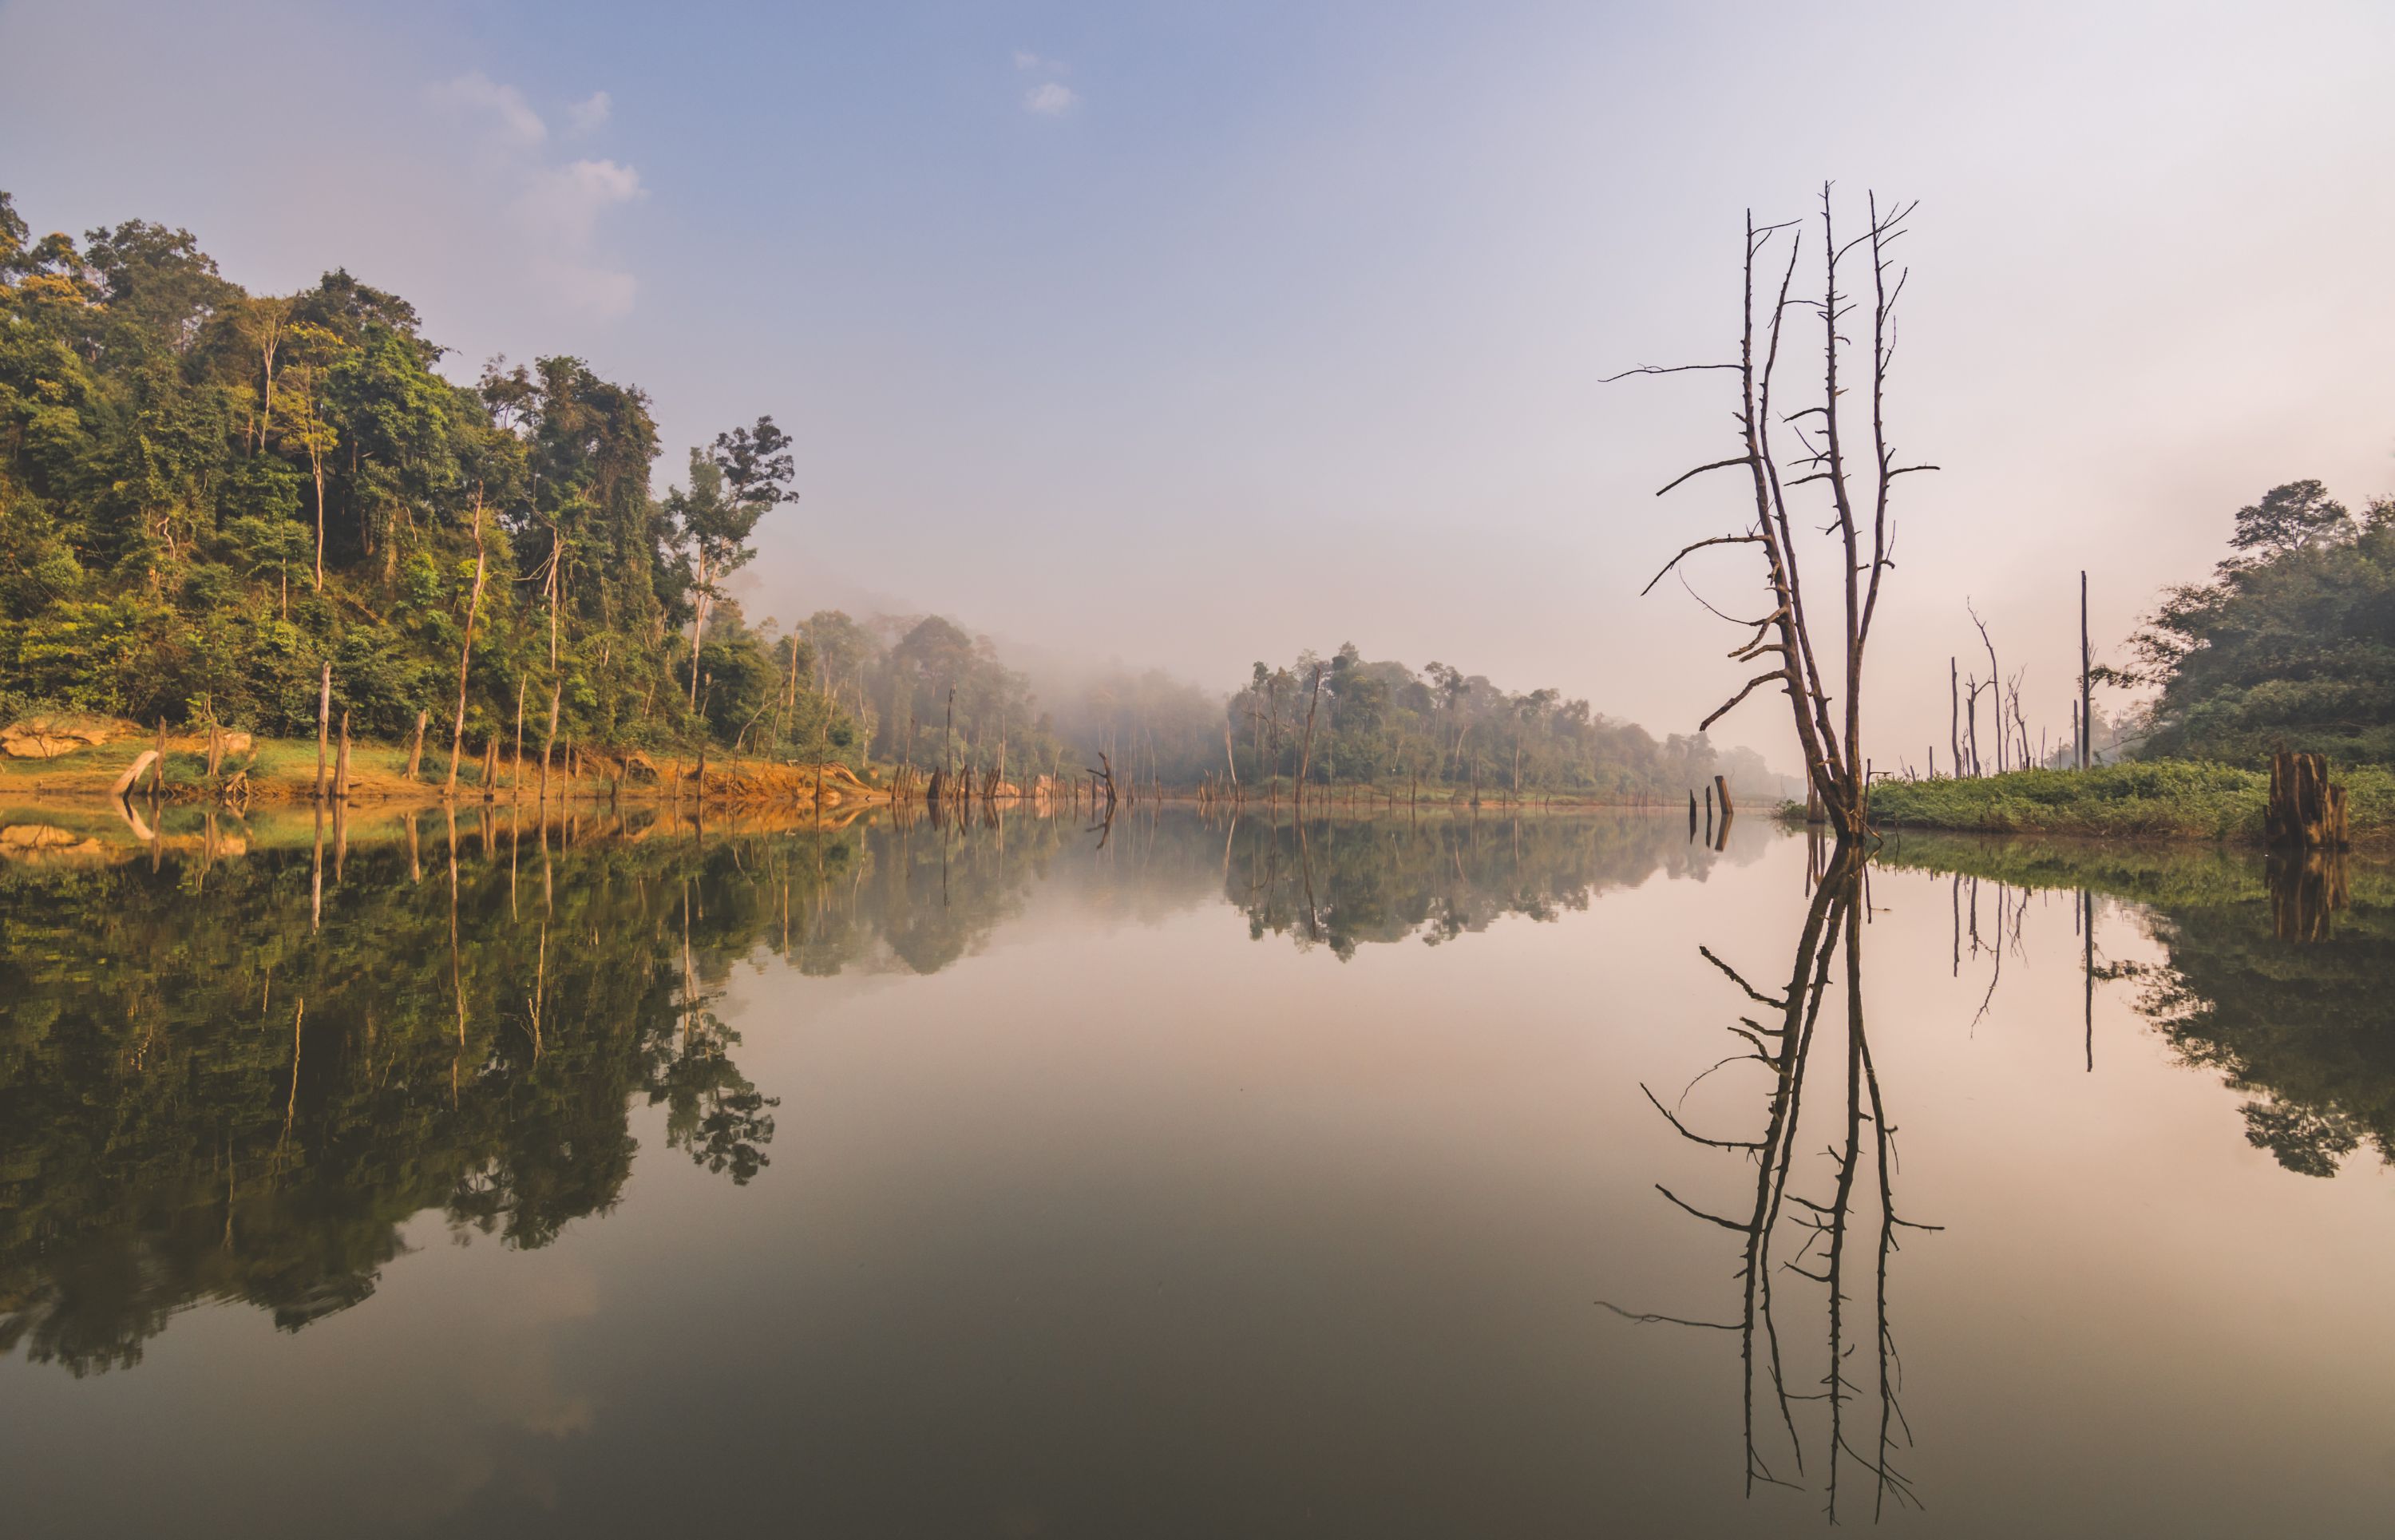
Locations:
6;2;2392;766
10;825;2395;1535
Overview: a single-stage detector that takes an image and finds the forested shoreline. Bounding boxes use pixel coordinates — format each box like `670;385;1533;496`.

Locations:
0;189;1781;807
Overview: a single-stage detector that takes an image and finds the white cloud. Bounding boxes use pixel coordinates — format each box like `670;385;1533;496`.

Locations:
432;70;546;148
515;156;643;247
566;90;612;133
1011;49;1043;70
1023;81;1078;117
429;73;643;319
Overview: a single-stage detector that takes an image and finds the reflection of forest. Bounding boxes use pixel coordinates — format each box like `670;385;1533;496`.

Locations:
1223;809;1760;960
1881;835;2395;1178
0;802;1751;1376
0;806;890;1376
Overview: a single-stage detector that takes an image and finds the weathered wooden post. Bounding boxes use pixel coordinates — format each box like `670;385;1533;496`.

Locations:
335;711;351;801
1714;774;1733;821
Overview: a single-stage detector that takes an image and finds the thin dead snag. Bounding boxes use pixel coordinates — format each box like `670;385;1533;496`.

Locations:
1619;188;1934;842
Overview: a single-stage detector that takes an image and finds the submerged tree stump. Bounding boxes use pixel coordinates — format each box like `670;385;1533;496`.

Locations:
2265;752;2349;849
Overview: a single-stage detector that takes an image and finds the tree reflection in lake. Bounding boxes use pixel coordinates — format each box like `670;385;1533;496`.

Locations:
1224;807;1761;958
1609;844;1938;1524
0;805;848;1375
1886;836;2395;1178
0;801;1766;1378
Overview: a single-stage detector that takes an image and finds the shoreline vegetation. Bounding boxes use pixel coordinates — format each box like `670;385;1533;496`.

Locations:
0;720;1724;813
1833;762;2395;846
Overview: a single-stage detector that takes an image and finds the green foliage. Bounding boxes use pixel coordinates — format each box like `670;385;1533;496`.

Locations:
2120;481;2395;765
0;191;849;753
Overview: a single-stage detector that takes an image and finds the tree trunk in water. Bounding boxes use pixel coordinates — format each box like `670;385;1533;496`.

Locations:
315;663;331;801
540;680;560;814
2265;752;2349;850
445;506;489;798
335;711;351;801
406;710;427;781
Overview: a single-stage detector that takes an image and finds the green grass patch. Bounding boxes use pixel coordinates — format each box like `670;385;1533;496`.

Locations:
1862;760;2395;844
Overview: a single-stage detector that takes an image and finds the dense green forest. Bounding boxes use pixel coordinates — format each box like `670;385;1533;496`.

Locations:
0;190;852;756
2120;480;2395;765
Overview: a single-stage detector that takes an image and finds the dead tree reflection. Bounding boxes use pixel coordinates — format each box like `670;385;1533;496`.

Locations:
1610;845;1939;1522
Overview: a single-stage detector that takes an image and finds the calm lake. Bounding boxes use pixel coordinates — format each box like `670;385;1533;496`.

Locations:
4;802;2393;1537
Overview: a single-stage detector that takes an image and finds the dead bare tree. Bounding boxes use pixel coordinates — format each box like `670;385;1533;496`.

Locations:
1618;188;1934;841
1967;602;2003;774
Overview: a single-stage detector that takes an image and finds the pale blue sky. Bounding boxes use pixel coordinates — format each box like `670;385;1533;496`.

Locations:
5;0;2391;762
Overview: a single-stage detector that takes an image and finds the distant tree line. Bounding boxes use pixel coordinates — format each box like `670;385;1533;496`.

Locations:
1218;643;1779;802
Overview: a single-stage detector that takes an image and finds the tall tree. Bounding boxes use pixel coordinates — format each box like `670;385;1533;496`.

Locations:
668;415;798;708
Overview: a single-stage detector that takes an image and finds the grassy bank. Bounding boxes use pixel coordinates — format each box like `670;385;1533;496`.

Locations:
1855;760;2395;844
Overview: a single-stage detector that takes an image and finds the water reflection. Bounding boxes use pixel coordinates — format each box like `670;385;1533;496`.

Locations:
1225;806;1764;958
0;802;1748;1378
1885;836;2395;1178
1611;844;1937;1523
0;806;822;1374
10;801;2395;1533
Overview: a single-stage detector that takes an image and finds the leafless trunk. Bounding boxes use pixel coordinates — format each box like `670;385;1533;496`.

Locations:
406;709;427;781
311;453;326;592
335;711;351;801
445;496;489;798
1948;657;1958;778
686;556;715;708
540;679;560;813
1295;664;1323;808
1968;603;2002;774
1621;189;1930;841
2079;570;2092;770
315;663;331;801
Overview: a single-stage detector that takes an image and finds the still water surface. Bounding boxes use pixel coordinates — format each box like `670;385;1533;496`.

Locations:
3;802;2393;1536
